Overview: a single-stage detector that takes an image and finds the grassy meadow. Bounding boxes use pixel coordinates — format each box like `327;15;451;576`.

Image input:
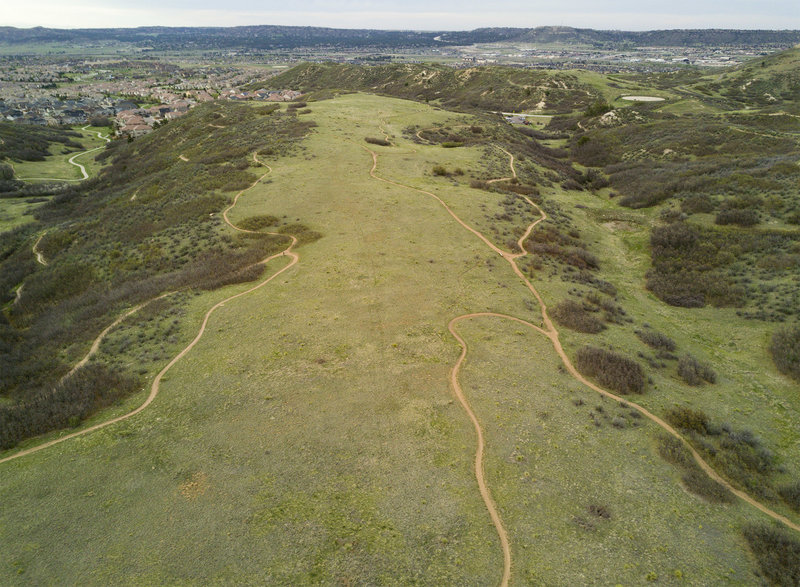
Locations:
1;92;798;584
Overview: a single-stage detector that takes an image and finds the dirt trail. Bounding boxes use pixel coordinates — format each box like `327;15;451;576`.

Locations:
179;154;189;162
1;154;297;466
17;126;107;182
362;136;800;585
448;316;513;587
61;293;174;383
32;232;48;266
486;146;516;184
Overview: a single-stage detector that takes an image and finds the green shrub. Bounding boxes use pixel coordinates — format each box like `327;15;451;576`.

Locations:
237;215;280;231
365;136;391;146
0;364;141;450
575;346;645;394
677;354;717;385
770;326;800;381
551;299;605;334
635;329;676;352
681;193;715;214
715;208;759;226
742;524;800;586
664;406;709;434
432;165;449;176
441;141;463;148
657;434;734;503
778;481;800;512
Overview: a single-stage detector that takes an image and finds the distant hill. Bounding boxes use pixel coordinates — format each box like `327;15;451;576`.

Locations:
253;62;602;113
706;46;800;106
0;25;441;50
438;27;800;47
1;25;799;51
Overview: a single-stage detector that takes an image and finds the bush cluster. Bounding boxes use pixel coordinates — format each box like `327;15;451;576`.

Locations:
742;524;800;586
656;434;734;503
551;299;605;333
364;136;391;146
715;208;759;226
635;329;676;352
0;365;141;450
664;406;709;434
575;346;645;394
677;354;717;385
769;326;800;381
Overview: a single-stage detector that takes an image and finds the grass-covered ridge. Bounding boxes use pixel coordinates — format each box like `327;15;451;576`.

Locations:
252;62;604;113
0;101;317;447
1;77;799;585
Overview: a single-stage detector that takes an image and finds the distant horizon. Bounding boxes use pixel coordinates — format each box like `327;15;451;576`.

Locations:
0;23;800;33
5;0;800;32
4;24;800;33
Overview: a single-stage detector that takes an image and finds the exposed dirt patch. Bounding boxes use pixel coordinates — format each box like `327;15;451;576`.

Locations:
602;220;638;232
179;471;209;500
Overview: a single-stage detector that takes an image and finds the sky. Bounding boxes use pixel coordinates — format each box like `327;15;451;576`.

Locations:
4;0;800;31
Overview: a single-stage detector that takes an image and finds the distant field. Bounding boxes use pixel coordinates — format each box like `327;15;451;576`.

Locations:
2;91;797;584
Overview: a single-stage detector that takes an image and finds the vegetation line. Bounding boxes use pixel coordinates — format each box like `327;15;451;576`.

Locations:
0;154;298;466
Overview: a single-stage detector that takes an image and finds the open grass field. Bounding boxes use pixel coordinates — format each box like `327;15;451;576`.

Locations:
1;92;798;584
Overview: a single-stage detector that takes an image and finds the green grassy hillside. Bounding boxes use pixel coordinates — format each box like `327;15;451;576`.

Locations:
1;65;799;584
256;62;604;113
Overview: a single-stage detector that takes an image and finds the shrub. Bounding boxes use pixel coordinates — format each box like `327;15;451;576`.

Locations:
432;165;449;176
770;326;800;381
584;100;613;117
742;524;800;586
682;469;736;504
681;193;715;214
715;208;759;226
441;141;463;148
237;215;280;231
0;364;141;450
677;354;717;385
575;346;645;394
365;137;391;146
664;406;709;434
551;299;605;334
778;481;800;512
635;329;676;352
657;435;734;503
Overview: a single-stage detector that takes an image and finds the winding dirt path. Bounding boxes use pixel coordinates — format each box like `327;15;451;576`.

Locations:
0;154;297;466
16;126;108;182
362;136;800;585
32;232;48;266
448;316;513;587
486;146;517;184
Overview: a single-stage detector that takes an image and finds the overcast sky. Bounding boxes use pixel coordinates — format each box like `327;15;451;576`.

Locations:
5;0;800;30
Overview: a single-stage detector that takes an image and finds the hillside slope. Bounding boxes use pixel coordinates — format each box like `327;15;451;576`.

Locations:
258;62;602;113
